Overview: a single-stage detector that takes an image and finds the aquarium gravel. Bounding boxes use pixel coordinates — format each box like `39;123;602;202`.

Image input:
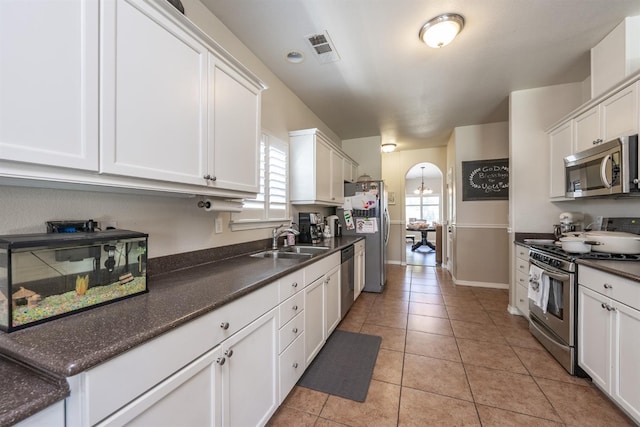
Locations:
12;277;146;327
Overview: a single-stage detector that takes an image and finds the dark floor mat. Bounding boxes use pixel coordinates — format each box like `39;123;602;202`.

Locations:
297;330;382;402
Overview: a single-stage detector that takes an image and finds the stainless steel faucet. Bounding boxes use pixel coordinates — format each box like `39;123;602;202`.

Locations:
272;225;300;250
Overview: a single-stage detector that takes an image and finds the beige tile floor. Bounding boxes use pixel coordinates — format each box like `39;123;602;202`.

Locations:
268;264;636;427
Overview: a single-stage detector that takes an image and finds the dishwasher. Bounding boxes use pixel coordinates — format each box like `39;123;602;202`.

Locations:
340;244;355;318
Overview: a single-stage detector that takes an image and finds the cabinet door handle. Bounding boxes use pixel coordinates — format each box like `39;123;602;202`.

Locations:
225;349;234;358
216;357;226;366
292;305;298;311
603;283;612;289
292;282;298;288
292;327;298;333
601;302;616;312
292;362;299;369
220;322;230;330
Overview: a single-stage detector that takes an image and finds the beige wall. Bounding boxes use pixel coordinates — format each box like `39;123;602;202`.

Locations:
342;136;382;180
0;0;342;258
450;122;510;287
381;147;447;265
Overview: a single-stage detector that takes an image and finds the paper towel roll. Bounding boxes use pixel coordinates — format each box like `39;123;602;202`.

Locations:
198;199;244;213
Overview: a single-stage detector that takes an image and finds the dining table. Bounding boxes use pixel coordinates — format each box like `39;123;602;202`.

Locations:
406;226;436;251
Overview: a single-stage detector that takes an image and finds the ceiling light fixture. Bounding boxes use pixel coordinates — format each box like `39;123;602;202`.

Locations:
381;143;397;153
414;166;433;195
285;50;305;63
419;13;465;48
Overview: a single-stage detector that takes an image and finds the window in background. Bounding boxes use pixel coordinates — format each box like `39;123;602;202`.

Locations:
406;195;440;224
230;132;289;230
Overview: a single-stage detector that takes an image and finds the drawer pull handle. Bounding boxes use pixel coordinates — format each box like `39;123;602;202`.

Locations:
601;303;616;312
292;305;298;311
216;357;226;366
603;283;612;289
225;349;234;358
292;282;298;288
292;362;299;369
292;327;298;333
220;322;230;330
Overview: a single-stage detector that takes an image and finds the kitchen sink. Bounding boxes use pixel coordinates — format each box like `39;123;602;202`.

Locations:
249;246;330;259
250;250;313;259
290;246;330;254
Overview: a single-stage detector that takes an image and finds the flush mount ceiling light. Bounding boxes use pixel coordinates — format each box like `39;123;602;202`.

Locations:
285;50;305;63
419;13;465;48
381;143;397;153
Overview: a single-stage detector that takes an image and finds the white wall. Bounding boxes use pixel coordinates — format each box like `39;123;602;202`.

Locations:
342;136;382;180
0;0;342;258
509;83;584;232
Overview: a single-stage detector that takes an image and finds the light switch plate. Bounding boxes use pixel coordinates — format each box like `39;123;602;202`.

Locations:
215;216;223;234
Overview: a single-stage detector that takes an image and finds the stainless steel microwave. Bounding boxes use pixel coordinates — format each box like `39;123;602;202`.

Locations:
564;134;639;198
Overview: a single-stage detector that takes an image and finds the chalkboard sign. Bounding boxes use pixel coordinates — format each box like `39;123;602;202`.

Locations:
462;158;509;201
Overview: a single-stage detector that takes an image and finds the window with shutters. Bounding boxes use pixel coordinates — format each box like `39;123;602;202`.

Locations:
230;132;290;230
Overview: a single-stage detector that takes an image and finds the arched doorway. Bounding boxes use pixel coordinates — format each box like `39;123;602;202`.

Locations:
404;163;443;266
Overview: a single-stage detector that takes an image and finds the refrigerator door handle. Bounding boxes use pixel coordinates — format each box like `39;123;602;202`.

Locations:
384;208;390;245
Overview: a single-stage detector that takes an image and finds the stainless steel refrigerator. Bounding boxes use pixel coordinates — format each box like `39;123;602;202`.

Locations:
337;180;390;293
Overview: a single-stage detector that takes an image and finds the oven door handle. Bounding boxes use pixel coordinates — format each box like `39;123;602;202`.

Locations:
530;259;570;282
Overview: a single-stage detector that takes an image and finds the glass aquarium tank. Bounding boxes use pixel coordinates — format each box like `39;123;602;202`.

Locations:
0;230;148;332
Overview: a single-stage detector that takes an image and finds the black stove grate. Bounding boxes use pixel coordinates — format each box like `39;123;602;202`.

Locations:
529;244;640;261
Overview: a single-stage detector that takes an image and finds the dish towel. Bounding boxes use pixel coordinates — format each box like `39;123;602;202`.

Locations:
528;264;550;312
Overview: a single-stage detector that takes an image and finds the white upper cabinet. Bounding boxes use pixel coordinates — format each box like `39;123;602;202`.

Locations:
100;0;209;185
2;0;263;197
290;129;356;206
573;106;601;153
100;0;262;194
549;121;572;199
331;151;344;204
208;58;261;193
572;82;639;154
0;0;99;171
601;82;639;141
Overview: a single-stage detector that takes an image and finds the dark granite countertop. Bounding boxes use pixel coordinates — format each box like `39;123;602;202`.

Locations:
0;236;362;425
0;357;68;427
576;259;640;282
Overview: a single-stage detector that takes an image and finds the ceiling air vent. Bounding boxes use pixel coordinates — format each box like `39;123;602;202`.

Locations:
305;31;340;64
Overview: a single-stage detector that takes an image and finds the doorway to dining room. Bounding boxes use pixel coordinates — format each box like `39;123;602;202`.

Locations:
405;162;443;267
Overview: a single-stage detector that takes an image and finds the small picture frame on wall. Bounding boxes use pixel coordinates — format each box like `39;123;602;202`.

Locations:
388;191;396;205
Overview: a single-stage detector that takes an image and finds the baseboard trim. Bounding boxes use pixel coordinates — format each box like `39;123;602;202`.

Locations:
452;279;509;289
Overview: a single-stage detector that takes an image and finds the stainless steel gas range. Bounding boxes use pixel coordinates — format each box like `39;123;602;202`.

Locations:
526;217;640;376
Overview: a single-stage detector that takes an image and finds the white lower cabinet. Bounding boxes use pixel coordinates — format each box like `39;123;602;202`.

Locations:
513;244;530;317
97;346;223;426
325;265;341;336
15;401;65;427
222;309;278;427
354;240;365;300
304;275;325;366
279;333;305;403
64;251;343;427
578;266;640;424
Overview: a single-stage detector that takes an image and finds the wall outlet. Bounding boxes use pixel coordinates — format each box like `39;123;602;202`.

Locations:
215;216;223;234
